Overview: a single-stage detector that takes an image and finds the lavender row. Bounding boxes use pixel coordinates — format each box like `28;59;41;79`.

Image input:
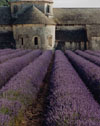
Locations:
95;50;100;53
0;50;42;89
0;49;31;64
75;50;100;66
65;50;100;100
0;51;52;125
85;50;100;57
44;50;100;126
0;49;12;52
0;49;17;57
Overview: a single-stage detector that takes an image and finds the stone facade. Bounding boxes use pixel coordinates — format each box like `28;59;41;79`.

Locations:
0;1;100;50
55;24;100;51
13;24;55;50
9;0;55;50
86;25;100;50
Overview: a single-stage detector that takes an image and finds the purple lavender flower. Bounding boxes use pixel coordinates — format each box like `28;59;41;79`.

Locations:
44;50;100;126
0;114;11;126
85;50;100;57
0;50;52;125
0;50;31;64
75;50;100;66
0;50;42;88
0;50;16;57
66;50;100;101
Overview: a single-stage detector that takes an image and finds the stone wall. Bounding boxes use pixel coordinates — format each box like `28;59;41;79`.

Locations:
13;24;55;50
0;25;12;33
86;25;100;50
90;37;100;50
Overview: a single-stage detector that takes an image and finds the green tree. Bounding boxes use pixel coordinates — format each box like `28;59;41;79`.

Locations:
0;0;11;6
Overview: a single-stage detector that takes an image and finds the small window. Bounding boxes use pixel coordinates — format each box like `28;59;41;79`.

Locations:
47;5;50;13
21;38;23;45
48;36;52;46
34;37;38;45
14;5;18;14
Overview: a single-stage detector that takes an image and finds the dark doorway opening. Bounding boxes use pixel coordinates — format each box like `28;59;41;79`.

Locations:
14;5;18;14
34;37;38;45
21;38;24;45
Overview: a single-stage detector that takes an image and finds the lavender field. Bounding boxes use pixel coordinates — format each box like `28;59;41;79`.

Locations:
0;49;100;126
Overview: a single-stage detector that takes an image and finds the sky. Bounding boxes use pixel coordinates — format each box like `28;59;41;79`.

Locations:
54;0;100;8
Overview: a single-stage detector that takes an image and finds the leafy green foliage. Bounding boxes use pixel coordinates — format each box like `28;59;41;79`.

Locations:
0;0;11;6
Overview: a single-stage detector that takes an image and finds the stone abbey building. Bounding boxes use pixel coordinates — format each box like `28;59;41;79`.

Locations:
0;0;100;50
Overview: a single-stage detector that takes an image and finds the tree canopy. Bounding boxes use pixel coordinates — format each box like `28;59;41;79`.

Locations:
0;0;11;6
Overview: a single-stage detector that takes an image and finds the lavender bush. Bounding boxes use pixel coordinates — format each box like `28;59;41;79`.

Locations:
66;50;100;99
85;50;100;57
0;114;12;126
0;50;31;64
44;50;100;126
0;50;42;89
0;50;52;125
95;50;100;53
0;49;16;57
0;49;11;52
75;50;100;66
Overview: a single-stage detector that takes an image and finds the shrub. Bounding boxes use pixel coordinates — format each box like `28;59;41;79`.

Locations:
0;50;31;64
44;50;100;126
0;50;42;88
85;50;100;57
75;50;100;66
66;50;100;99
0;50;52;125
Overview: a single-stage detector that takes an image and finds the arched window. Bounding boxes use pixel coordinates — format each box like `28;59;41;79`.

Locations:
14;5;18;14
34;37;38;45
21;38;24;45
47;5;50;13
48;36;52;46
